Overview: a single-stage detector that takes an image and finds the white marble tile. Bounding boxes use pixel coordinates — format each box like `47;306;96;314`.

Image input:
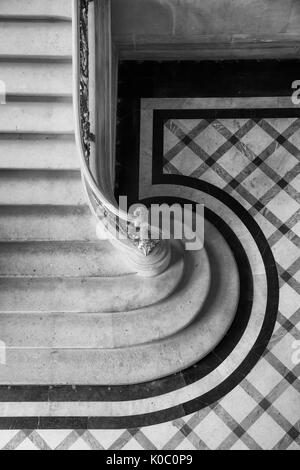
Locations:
265;146;299;177
246;357;283;397
193;413;231;449
166;147;202;176
247;414;286;450
240;126;274;156
278;284;300;318
269;332;300;371
272;236;299;270
273;387;300;426
241;168;275;200
266;191;299;222
230;439;250;450
193;124;227;155
220;386;257;422
218;147;250;178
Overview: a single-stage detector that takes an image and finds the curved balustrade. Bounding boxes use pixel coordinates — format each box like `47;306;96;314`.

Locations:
72;0;171;275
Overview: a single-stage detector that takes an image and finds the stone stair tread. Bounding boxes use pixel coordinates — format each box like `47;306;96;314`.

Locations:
0;140;79;170
0;204;98;241
0;241;134;277
0;170;84;205
0;0;72;17
0;62;72;95
0;250;185;314
0;22;72;56
0;102;73;133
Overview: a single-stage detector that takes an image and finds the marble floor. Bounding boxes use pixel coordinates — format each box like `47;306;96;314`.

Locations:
0;61;299;450
136;96;299;451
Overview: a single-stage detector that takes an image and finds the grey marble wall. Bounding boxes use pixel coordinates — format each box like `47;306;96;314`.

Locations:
111;0;300;58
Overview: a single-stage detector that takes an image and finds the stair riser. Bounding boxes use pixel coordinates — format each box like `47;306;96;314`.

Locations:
0;0;72;17
0;22;72;56
0;63;72;94
0;103;73;133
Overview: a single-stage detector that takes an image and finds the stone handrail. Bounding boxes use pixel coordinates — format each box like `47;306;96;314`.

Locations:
72;0;171;276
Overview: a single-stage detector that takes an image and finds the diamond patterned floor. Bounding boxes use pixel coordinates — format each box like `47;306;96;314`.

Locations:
160;111;299;450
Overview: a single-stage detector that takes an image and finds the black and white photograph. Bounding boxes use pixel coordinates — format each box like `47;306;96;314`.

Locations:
0;0;299;452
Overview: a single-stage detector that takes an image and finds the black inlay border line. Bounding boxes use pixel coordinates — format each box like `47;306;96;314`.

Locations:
117;60;300;201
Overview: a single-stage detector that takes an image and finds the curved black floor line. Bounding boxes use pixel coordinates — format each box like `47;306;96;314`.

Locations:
0;186;278;429
84;187;278;428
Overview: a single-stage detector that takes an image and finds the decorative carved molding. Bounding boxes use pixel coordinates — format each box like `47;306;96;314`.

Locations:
79;0;91;163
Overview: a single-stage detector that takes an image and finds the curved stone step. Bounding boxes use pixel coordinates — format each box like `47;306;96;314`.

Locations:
0;205;98;241
0;62;72;95
0;220;240;384
0;170;84;205
0;241;134;277
0;248;184;313
0;21;71;56
0;241;210;347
